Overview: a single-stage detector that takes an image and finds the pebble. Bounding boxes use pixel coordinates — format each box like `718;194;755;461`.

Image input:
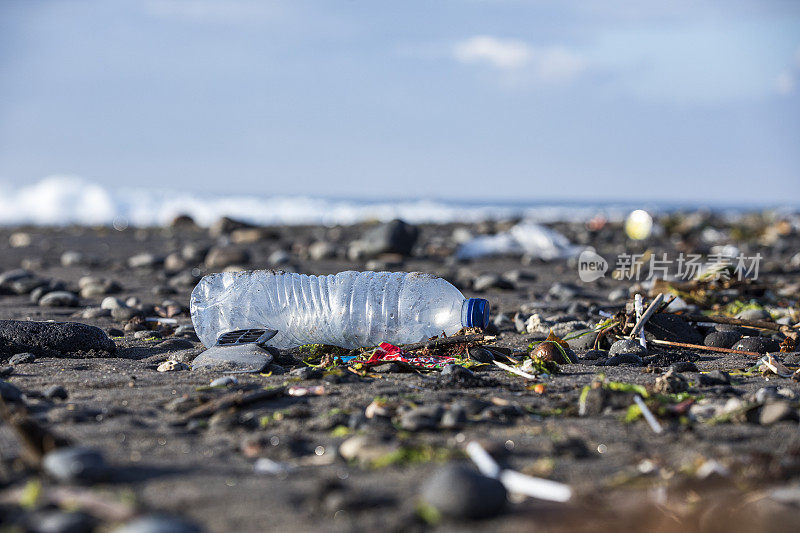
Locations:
101;296;127;310
736;308;771;321
9;352;35;364
114;515;201;533
582;349;608;360
609;339;647;357
670;361;699;373
704;331;741;349
27;510;96;533
308;241;336;260
128;252;163;268
43;447;109;483
733;337;781;354
82;307;112;319
134;330;160;340
210;376;238;387
0;380;22;402
190;344;273;373
289;367;322;380
38;291;79;307
420;464;507;519
339;435;398;465
60;251;88;267
699;370;731;386
0;366;12;377
352;219;419;258
399;405;443;431
29;281;66;301
268;249;291;265
79;277;121;298
759;401;797;425
566;328;599;351
204;246;251;269
608;287;629;302
45;385;69;400
157;360;189;372
472;273;514;292
654;369;688;394
548;282;583;301
0;320;115;358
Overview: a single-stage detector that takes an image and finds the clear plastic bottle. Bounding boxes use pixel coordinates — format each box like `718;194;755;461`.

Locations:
190;270;490;349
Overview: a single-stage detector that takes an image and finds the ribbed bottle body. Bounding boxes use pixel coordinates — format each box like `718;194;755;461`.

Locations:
190;270;466;349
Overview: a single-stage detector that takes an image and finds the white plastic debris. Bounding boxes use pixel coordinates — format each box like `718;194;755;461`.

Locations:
456;221;581;260
466;441;572;502
633;395;663;434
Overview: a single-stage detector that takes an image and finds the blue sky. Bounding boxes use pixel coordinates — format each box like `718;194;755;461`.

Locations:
1;0;798;204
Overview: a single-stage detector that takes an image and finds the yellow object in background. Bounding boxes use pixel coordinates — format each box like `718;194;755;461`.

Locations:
625;210;653;240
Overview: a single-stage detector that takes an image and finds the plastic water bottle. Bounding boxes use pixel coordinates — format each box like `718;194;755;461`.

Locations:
190;270;490;350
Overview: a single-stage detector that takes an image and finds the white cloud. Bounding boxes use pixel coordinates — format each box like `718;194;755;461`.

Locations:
452;36;588;83
453;36;532;69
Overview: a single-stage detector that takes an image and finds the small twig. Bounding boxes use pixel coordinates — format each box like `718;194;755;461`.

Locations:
648;338;761;356
629;293;664;339
676;313;788;332
184;387;284;419
634;395;663;434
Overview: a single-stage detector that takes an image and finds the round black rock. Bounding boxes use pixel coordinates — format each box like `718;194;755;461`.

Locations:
704;331;742;349
609;339;647;357
421;464;507;519
732;337;781;354
45;384;69;400
600;354;644;367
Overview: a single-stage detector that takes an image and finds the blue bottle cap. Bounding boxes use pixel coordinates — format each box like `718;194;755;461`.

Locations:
462;298;490;329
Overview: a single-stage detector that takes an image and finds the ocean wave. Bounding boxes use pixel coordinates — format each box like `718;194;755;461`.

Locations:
0;175;784;228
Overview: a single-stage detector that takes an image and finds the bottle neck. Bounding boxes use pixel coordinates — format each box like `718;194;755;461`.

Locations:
461;298;490;329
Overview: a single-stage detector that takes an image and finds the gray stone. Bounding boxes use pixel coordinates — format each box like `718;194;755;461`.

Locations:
45;385;69;400
352;219;419;258
28;510;96;533
101;297;127;310
0;320;116;358
582;349;607;360
609;339;647;357
670;361;699;373
39;291;79;308
699;370;731;386
608;287;629;302
0;379;22;402
759;402;797;425
704;330;741;349
473;273;514;292
399;405;443;431
308;241;336;260
81;307;111;319
9;352;35;364
43;447;108;483
114;516;201;533
128;252;163;268
268;249;291;266
733;336;781;354
210;376;238;387
566;328;599;351
421;464;507;519
736;308;771;321
191;344;273;373
60;251;87;267
204;246;251;269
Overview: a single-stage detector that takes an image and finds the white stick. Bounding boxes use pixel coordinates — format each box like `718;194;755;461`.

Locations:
630;293;664;340
634;395;663;434
466;442;572;502
634;294;646;348
493;360;537;380
465;441;502;478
